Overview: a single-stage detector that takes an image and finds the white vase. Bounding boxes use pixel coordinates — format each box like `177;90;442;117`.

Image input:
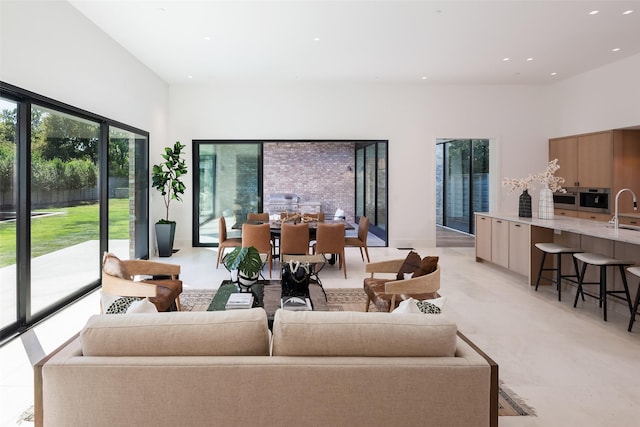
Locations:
538;187;554;219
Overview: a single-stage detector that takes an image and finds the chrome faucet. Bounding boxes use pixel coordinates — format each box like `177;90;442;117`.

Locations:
610;188;638;229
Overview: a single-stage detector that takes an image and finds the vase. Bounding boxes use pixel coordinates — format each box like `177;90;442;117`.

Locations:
518;189;532;218
538;186;554;219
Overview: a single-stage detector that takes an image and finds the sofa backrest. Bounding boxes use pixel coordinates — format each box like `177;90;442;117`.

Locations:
271;310;457;357
80;309;270;356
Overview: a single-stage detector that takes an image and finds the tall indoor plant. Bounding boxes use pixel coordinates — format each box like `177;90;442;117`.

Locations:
152;141;188;256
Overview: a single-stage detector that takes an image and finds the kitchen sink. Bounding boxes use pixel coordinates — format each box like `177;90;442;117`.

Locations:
605;224;640;232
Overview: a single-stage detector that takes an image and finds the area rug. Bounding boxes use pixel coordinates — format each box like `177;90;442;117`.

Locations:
179;287;535;417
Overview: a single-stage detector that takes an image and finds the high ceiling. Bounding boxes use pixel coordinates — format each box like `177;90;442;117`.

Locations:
69;0;640;85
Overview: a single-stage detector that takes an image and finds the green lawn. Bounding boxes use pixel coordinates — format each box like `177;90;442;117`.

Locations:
0;199;130;268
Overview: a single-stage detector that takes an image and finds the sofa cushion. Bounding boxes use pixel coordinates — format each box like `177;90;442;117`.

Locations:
272;309;457;357
80;309;270;357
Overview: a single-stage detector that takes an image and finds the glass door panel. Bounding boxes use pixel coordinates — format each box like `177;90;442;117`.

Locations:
445;140;471;233
30;105;100;314
195;143;260;245
0;98;17;329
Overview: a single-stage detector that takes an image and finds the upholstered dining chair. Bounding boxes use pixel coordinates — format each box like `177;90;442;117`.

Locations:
313;223;347;279
216;216;242;268
101;252;182;312
302;212;325;222
345;216;371;263
247;212;269;222
363;257;440;312
280;223;310;256
242;222;273;277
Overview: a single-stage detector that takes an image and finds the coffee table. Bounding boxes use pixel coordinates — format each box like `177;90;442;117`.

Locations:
208;280;328;325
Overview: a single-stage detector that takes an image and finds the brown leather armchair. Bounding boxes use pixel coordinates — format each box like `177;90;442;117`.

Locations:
363;259;440;312
101;252;182;312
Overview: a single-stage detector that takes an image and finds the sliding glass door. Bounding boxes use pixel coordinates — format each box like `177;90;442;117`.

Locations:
193;142;261;245
355;141;387;242
436;139;489;235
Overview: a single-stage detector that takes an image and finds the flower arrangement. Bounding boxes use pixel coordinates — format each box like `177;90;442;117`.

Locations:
502;159;566;193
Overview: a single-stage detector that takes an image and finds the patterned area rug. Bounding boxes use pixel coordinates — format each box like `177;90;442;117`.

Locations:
179;287;534;417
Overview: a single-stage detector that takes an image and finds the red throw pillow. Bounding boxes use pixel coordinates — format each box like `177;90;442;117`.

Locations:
413;256;439;278
396;251;422;280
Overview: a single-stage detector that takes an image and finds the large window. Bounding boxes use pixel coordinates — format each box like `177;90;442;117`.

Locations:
0;83;149;344
436;139;489;234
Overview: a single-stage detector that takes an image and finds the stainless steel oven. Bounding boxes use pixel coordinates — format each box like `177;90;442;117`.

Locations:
553;187;578;211
579;188;610;213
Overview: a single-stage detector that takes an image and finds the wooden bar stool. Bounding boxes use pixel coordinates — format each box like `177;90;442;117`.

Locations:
626;267;640;332
534;243;583;301
573;253;634;322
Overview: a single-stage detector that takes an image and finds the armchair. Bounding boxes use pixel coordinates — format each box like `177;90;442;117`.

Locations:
101;252;182;312
364;258;440;312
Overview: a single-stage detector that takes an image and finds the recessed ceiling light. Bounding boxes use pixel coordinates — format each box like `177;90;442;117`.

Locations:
204;36;211;41
589;10;599;15
623;10;634;15
526;57;534;61
612;48;621;52
421;76;428;80
550;72;558;76
313;37;320;41
503;57;510;61
187;75;193;79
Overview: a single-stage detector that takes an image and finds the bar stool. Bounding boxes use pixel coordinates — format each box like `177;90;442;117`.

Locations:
625;267;640;332
573;253;634;322
534;243;583;301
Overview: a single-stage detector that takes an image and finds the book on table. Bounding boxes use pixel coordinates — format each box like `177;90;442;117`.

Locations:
281;296;312;311
225;293;254;309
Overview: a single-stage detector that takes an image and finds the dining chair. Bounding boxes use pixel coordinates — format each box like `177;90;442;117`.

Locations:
216;216;242;268
280;223;310;256
242;222;273;277
302;212;325;222
313;223;347;279
247;212;269;222
345;215;371;262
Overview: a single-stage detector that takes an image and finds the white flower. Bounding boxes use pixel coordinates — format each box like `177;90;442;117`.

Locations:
503;159;566;193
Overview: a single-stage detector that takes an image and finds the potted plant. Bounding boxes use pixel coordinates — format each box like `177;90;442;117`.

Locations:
223;246;263;291
152;141;188;257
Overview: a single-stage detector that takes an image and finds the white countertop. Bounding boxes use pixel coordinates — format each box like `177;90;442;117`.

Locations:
476;212;640;245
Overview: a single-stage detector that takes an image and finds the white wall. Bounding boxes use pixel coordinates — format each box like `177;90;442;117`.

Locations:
170;82;549;247
1;0;170;254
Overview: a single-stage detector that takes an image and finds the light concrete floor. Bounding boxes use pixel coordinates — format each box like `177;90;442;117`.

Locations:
2;245;640;426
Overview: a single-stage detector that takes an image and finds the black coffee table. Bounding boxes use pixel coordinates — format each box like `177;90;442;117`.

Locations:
208;280;328;324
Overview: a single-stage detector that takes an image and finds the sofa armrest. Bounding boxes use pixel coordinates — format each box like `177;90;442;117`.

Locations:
101;273;158;298
121;260;180;278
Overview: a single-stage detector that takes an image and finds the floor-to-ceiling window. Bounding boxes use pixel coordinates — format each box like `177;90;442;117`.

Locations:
193;142;261;245
0;83;149;344
436;139;489;235
355;141;388;242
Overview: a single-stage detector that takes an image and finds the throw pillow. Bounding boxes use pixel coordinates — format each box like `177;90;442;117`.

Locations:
102;252;131;280
100;291;157;314
416;300;441;314
396;251;422;280
392;296;446;314
413;256;439;278
127;298;158;313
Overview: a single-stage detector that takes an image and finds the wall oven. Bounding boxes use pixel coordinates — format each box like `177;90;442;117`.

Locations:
579;188;611;213
553;187;578;211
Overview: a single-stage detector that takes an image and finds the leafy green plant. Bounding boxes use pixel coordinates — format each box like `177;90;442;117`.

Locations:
152;141;188;222
223;246;263;279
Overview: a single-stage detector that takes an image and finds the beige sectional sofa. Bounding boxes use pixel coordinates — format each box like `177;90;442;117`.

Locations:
35;308;498;427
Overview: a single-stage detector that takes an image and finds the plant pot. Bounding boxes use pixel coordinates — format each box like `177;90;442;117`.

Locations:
155;222;176;257
234;270;259;292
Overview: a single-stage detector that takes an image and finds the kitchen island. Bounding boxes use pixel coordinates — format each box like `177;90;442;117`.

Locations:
474;213;640;304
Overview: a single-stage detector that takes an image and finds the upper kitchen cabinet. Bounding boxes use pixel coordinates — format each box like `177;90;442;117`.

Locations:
549;136;578;186
549;131;612;189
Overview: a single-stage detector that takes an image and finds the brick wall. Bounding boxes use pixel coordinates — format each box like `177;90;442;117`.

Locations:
263;142;355;222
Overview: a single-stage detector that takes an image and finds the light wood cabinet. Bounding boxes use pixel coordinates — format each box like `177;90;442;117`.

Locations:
509;222;530;276
475;215;492;261
491;218;509;269
549;131;612;189
577;211;612;222
549;136;578;187
618;216;640;226
554;209;578;218
577;131;612;188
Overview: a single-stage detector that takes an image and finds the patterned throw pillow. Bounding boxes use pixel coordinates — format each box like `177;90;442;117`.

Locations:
416;300;442;314
104;295;142;314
